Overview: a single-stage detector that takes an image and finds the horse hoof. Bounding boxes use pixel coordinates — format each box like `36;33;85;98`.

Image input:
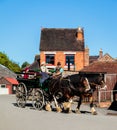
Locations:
64;108;71;113
68;110;72;113
56;107;62;113
75;109;81;114
91;107;97;115
45;104;52;112
92;111;97;115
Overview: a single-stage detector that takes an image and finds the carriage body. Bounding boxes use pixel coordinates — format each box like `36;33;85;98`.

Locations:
16;71;46;110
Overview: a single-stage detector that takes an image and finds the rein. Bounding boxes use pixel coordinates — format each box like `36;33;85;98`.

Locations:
89;81;105;89
90;82;99;86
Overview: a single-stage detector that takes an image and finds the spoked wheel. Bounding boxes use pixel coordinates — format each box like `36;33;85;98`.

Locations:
16;82;27;108
32;89;45;110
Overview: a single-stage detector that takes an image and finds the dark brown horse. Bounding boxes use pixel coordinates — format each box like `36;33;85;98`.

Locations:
44;74;90;112
75;73;107;115
45;73;106;115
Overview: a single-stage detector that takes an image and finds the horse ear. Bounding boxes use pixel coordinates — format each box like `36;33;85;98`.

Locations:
99;73;103;77
99;73;104;81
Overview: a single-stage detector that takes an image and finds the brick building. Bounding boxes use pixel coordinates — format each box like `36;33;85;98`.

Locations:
39;27;89;71
0;77;18;94
0;64;18;94
80;55;117;101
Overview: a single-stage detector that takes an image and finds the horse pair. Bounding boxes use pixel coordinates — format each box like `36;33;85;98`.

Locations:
44;73;107;115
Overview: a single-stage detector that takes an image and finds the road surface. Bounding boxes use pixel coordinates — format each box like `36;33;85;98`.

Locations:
0;95;117;130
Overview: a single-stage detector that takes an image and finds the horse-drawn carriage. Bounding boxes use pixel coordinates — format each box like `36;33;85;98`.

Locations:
15;71;50;110
15;70;107;115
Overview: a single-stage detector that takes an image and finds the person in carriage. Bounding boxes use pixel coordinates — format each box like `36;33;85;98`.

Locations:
40;61;64;82
52;62;64;78
39;61;50;84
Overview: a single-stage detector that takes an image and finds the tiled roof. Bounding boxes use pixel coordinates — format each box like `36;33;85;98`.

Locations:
5;77;18;84
80;61;117;74
0;77;18;85
22;61;40;71
40;28;84;51
98;53;114;62
28;61;40;70
0;64;16;78
89;56;99;64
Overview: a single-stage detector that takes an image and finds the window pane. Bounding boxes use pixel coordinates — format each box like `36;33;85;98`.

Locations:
0;84;6;88
46;54;55;65
66;55;74;65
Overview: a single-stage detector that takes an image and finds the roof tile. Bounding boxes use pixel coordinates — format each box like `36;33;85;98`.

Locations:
40;28;84;51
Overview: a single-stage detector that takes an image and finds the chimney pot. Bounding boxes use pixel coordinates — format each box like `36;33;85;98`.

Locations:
76;27;84;41
99;48;103;58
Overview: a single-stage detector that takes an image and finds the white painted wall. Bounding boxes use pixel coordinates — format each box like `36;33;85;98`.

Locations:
0;88;9;94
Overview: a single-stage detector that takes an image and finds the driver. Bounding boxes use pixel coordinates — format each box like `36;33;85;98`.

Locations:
52;62;64;78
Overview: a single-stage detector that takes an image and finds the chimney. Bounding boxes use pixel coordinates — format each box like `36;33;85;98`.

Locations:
99;49;103;58
76;27;84;41
84;46;89;66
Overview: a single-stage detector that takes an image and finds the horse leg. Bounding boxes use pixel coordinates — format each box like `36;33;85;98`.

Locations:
75;96;82;114
45;101;52;112
63;98;73;113
89;96;97;115
53;95;62;112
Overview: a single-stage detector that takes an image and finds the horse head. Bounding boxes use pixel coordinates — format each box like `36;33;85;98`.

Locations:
89;73;107;90
81;77;91;92
96;74;107;90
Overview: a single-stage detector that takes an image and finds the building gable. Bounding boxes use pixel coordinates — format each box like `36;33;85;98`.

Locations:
98;53;114;62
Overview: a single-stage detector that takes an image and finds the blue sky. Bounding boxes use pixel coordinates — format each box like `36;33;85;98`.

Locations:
0;0;117;66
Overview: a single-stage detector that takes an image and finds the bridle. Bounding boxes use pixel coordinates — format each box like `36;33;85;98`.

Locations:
89;80;106;90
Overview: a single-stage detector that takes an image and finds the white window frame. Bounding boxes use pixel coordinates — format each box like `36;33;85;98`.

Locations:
44;51;56;54
64;52;76;54
0;84;6;88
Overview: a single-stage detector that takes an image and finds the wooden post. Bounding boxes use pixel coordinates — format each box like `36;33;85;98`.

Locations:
111;90;113;102
98;90;101;104
68;58;70;71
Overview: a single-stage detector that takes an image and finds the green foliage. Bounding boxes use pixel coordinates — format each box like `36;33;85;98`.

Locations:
0;52;21;72
21;61;30;69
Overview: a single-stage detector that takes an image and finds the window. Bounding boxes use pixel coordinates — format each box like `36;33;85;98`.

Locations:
0;84;6;88
46;54;55;65
66;55;74;65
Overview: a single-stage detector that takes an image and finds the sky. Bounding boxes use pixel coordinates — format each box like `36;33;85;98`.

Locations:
0;0;117;66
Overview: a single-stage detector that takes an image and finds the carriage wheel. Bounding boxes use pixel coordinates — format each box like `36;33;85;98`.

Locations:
32;89;45;110
16;82;27;108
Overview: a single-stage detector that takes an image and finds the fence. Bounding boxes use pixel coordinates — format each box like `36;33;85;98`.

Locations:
98;90;117;104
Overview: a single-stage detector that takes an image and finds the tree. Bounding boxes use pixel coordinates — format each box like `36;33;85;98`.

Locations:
21;61;30;69
0;52;21;72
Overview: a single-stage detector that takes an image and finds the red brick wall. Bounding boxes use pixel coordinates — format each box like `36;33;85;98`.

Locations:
75;51;84;71
40;51;86;71
6;84;12;94
40;52;45;64
55;51;65;66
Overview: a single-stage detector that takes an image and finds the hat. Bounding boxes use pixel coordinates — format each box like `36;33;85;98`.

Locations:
57;62;61;65
41;61;46;65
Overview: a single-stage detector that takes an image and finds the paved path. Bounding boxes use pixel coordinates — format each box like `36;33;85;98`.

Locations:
0;95;117;130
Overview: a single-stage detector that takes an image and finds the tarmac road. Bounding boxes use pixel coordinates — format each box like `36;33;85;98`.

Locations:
0;95;117;130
